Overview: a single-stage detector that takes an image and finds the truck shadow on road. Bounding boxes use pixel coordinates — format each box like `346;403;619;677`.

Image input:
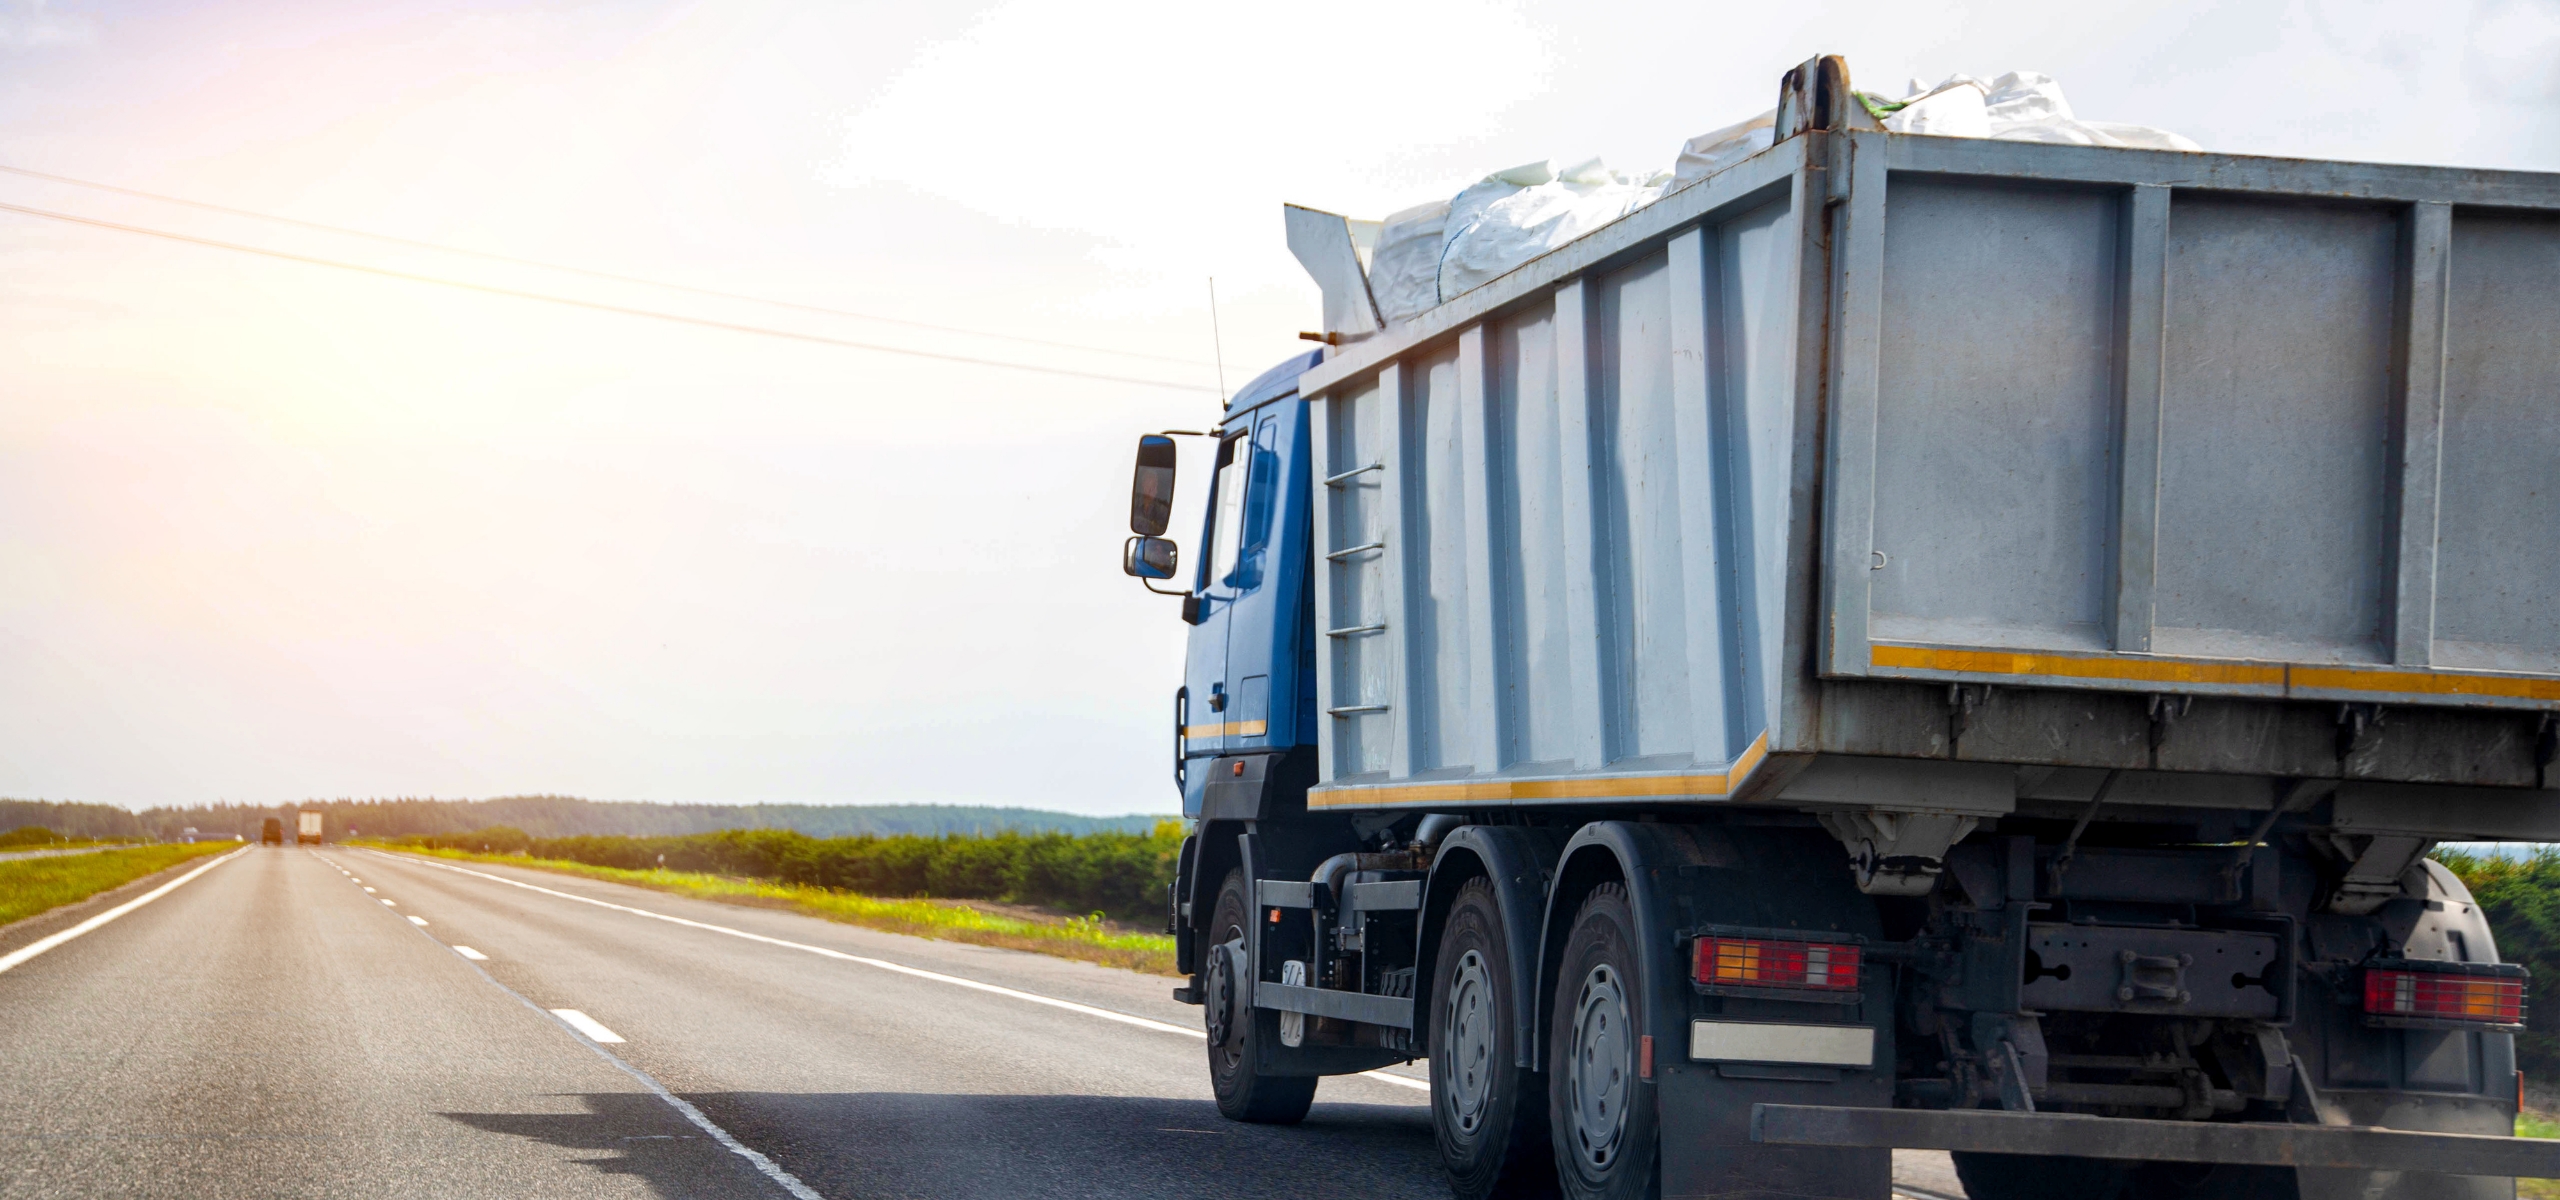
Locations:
446;1089;1444;1199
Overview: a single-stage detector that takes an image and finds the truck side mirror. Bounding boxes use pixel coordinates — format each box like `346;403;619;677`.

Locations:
1124;535;1179;580
1130;434;1178;536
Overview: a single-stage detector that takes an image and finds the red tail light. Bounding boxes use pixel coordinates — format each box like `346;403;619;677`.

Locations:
1694;936;1861;993
2363;963;2526;1029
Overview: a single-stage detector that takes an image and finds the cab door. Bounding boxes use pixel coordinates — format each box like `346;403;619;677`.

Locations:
1217;412;1289;752
1181;426;1253;804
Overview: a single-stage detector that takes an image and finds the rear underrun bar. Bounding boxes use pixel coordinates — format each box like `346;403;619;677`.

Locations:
1751;1104;2560;1177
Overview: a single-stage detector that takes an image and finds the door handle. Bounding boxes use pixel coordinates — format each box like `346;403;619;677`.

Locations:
1209;682;1227;712
1174;686;1188;790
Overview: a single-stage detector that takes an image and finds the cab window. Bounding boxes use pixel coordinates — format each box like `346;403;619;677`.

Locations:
1240;415;1280;560
1203;433;1249;589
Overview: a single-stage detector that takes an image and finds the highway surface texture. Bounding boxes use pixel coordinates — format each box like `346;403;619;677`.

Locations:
0;846;1967;1198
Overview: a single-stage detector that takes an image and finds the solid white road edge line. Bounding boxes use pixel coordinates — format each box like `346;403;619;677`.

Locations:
0;848;247;976
371;850;1431;1094
551;1008;627;1043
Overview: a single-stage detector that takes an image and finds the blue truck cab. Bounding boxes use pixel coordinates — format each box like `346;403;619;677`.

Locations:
1165;351;1322;815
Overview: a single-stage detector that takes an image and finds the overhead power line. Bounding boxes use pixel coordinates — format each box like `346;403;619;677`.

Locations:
0;199;1219;394
0;162;1218;370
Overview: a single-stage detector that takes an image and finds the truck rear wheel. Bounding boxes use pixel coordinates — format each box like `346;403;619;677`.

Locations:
1548;883;1658;1200
1431;877;1552;1199
1204;867;1317;1124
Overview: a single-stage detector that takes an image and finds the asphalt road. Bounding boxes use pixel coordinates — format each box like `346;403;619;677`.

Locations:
0;845;1967;1199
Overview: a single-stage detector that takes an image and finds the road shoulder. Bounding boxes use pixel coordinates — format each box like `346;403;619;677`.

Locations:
0;845;242;958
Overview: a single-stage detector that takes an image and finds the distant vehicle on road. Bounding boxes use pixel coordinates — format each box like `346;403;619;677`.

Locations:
260;818;283;846
295;812;323;845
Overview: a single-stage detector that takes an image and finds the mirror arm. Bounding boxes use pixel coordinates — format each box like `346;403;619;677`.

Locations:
1139;579;1190;597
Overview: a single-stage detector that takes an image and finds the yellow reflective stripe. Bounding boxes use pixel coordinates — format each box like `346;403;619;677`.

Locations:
1307;733;1769;808
1183;720;1269;738
1869;643;2282;686
1871;643;2560;702
2290;665;2560;703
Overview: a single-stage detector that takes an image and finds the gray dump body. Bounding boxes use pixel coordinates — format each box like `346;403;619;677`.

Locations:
1295;130;2560;836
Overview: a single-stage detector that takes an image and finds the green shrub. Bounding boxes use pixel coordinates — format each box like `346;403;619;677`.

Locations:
0;826;61;848
2437;848;2560;1078
384;821;1185;922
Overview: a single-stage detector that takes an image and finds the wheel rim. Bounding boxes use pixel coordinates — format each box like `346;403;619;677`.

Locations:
1205;940;1240;1054
1565;963;1632;1171
1440;949;1497;1135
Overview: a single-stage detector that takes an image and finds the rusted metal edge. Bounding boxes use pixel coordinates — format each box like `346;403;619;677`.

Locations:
1886;134;2560;209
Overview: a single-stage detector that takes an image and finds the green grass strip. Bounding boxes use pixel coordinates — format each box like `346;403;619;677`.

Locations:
371;845;1181;976
0;842;238;927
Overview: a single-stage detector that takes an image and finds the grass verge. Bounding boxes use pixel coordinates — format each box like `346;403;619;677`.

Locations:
0;842;236;928
365;844;1180;976
2519;1110;2560;1198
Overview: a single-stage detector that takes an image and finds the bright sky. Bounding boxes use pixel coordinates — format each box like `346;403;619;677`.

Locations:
0;0;2553;812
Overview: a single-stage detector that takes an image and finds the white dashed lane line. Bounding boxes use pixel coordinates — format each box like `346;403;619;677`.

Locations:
318;853;829;1200
550;1009;627;1044
408;916;429;926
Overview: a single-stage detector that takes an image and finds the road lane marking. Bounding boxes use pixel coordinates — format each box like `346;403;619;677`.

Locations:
429;938;825;1199
373;850;1434;1095
363;887;375;892
551;1008;627;1043
379;852;1202;1034
1356;1070;1429;1092
0;848;246;977
408;916;430;926
332;850;825;1199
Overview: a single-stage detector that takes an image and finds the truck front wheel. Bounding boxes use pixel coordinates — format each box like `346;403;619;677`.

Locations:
1204;867;1317;1124
1548;883;1658;1200
1431;877;1551;1199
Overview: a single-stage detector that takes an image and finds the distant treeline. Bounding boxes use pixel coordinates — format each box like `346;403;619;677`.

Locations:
391;824;1185;923
0;796;1170;843
0;801;153;841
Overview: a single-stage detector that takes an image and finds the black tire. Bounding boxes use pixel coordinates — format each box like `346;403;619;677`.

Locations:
1548;884;1658;1200
1205;867;1318;1124
1431;878;1554;1200
1953;1154;2294;1200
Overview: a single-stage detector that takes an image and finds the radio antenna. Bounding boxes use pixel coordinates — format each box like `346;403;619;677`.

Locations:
1207;276;1229;402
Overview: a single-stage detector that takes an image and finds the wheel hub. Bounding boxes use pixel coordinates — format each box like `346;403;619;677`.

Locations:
1566;963;1632;1170
1441;949;1496;1134
1204;939;1244;1048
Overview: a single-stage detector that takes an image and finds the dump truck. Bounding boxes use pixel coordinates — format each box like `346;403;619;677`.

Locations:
295;811;322;845
1121;55;2560;1200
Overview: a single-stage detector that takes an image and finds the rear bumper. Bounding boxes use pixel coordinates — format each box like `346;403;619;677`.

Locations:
1751;1104;2560;1178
